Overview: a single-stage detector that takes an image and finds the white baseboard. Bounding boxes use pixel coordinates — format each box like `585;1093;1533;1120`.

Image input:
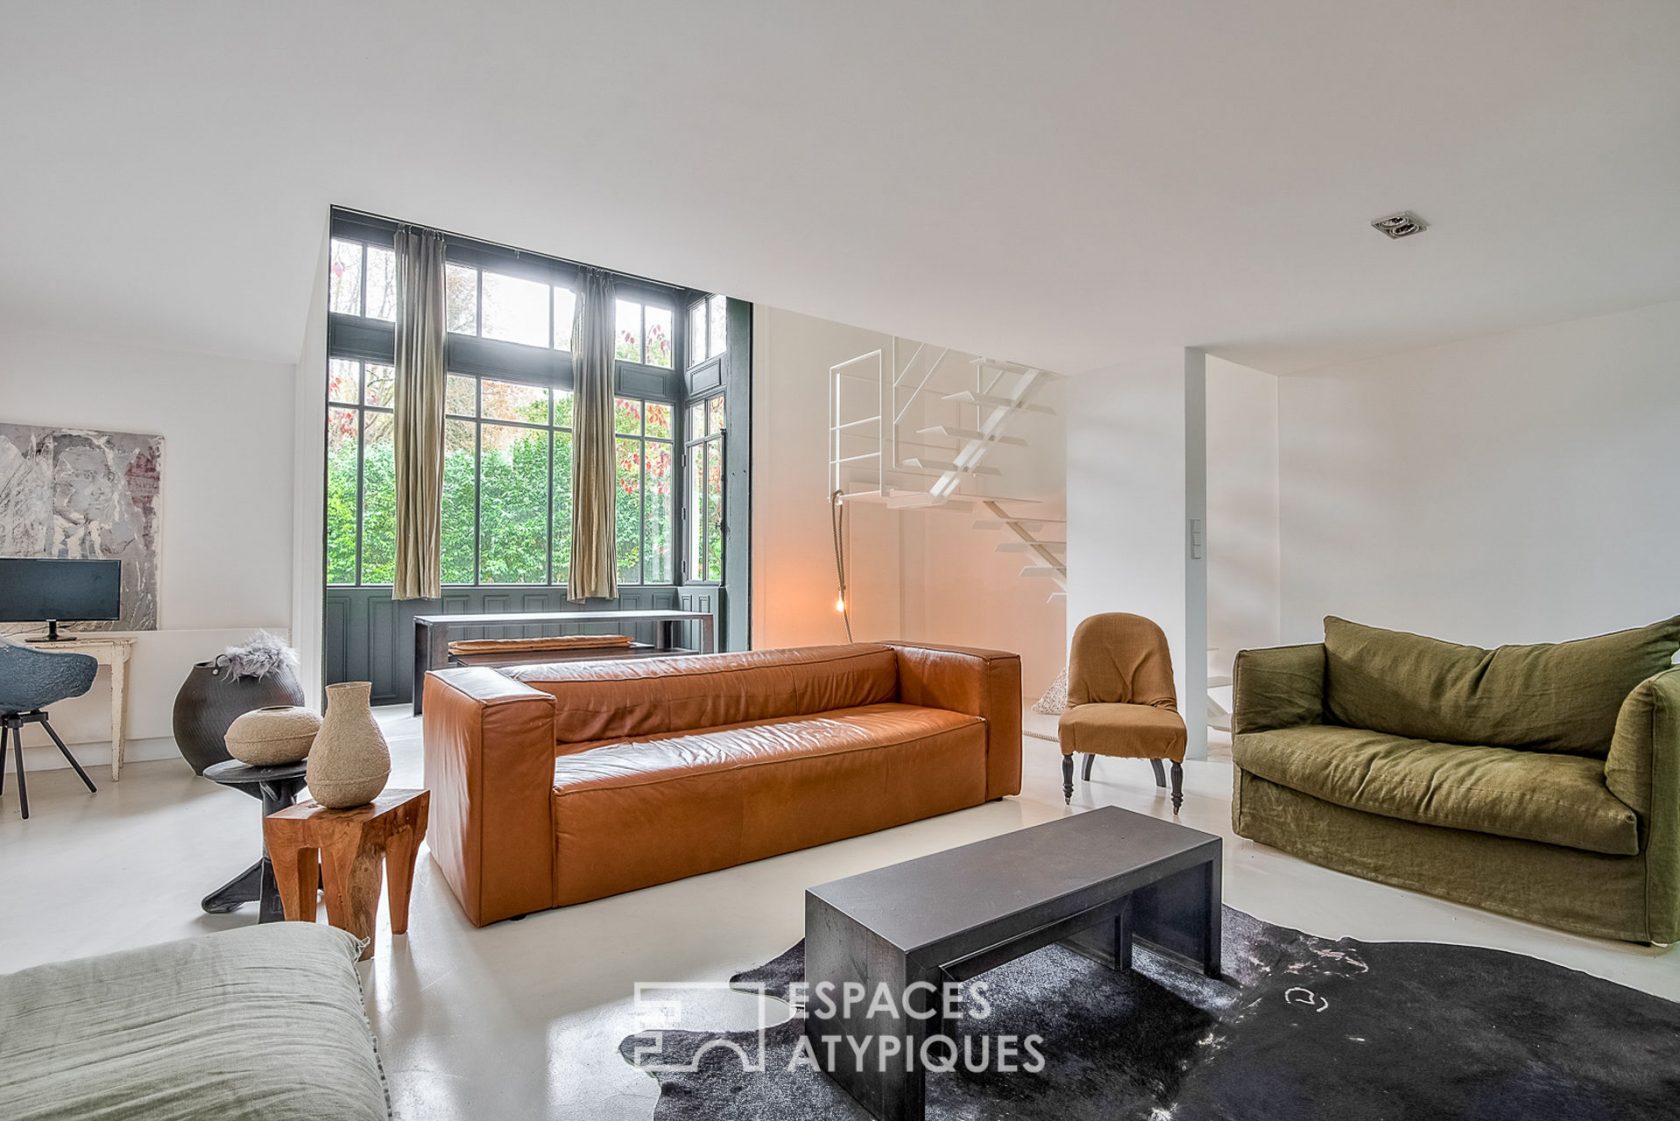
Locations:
7;735;186;777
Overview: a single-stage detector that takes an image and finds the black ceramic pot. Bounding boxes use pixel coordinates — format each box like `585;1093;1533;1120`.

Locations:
172;660;307;775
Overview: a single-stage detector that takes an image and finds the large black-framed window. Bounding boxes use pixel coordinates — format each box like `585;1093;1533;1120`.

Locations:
325;212;690;591
322;208;751;703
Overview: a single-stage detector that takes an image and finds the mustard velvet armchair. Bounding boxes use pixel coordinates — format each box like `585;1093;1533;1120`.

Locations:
1058;613;1188;811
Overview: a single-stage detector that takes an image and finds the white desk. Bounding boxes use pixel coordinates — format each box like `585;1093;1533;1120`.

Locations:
20;636;135;780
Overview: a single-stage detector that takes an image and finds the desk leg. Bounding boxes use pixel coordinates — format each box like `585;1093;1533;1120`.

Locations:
110;656;128;781
700;615;717;654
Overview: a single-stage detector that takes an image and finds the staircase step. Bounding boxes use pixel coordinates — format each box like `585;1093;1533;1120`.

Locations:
969;358;1063;379
1046;591;1068;603
940;391;1055;414
886;493;974;511
1020;564;1068;578
915;425;1028;446
973;518;1064;531
901;458;1002;476
995;541;1067;553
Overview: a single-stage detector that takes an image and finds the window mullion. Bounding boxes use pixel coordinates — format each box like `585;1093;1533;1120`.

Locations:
349;368;362;591
639;430;648;585
546;405;555;587
473;383;484;586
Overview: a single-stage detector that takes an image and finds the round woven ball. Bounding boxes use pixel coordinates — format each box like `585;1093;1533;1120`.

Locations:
224;705;323;766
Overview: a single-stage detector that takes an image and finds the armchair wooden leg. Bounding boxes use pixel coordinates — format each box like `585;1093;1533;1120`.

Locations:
1081;753;1095;782
1150;758;1167;788
1061;754;1073;804
1170;762;1184;815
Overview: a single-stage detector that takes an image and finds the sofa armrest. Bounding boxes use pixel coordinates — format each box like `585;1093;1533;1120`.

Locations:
422;667;557;926
1606;667;1680;942
1232;643;1327;735
884;642;1023;800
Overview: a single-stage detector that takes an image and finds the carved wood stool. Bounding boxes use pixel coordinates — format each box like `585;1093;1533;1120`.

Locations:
264;788;430;960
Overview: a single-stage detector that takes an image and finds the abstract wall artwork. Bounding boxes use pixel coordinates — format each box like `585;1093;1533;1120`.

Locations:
0;423;163;630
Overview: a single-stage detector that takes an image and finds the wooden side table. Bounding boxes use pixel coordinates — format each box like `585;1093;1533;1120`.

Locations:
264;789;429;960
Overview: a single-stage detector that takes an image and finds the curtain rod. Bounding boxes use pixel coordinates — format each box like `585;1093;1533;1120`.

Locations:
331;206;693;294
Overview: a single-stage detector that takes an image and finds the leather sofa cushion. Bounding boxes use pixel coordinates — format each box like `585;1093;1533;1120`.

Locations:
1058;702;1187;761
1323;615;1680;757
548;704;987;904
1234;725;1639;855
509;644;899;747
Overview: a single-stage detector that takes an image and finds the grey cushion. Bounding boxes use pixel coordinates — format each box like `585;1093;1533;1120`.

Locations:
0;924;389;1121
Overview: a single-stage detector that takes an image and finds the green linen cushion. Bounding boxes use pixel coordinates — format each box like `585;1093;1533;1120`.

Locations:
1233;725;1640;855
1323;615;1680;756
0;923;389;1121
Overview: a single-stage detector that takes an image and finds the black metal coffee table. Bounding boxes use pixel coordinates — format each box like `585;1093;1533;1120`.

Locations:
805;807;1222;1121
201;759;310;923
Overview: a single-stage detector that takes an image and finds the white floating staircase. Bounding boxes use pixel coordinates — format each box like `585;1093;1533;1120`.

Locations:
976;498;1066;599
830;342;1065;599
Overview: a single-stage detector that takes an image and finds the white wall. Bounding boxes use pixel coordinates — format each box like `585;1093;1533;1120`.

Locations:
1206;356;1281;679
751;309;898;650
1278;298;1680;647
751;306;1067;694
0;325;297;770
1064;349;1207;758
290;224;330;709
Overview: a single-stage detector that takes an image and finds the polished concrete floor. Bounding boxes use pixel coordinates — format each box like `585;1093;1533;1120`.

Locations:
1;709;1674;1120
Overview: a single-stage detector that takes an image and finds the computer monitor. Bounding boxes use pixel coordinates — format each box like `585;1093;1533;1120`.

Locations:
0;557;123;641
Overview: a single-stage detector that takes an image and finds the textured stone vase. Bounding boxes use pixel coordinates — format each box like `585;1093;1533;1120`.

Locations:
225;705;322;766
305;682;390;808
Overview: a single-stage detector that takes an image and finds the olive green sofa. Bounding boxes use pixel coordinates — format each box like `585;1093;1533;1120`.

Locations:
1232;615;1680;944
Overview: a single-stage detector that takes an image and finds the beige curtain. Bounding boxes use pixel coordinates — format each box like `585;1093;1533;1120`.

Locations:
568;267;618;601
392;227;447;600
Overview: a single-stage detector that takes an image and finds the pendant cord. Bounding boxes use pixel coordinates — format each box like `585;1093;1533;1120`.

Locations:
830;489;853;643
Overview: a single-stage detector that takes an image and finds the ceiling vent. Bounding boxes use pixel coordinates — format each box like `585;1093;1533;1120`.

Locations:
1371;210;1428;239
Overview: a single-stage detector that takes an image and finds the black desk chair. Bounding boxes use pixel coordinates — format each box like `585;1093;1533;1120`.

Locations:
0;641;100;818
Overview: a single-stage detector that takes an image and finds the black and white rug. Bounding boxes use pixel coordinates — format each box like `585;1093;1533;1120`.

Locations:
620;907;1680;1120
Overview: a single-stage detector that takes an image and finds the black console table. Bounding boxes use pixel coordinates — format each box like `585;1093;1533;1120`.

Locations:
412;609;717;715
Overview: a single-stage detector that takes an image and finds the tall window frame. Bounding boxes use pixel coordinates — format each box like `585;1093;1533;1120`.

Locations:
324;211;702;592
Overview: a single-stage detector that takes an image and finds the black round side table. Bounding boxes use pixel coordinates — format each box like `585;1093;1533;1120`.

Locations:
202;759;309;923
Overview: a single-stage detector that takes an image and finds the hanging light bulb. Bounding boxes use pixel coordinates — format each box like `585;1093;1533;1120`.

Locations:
834;594;846;613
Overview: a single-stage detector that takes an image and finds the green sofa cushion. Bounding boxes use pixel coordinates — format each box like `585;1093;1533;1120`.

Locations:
0;924;389;1121
1323;615;1680;756
1233;725;1639;855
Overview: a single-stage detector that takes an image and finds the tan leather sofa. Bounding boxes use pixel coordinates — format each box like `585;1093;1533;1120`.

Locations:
422;642;1022;926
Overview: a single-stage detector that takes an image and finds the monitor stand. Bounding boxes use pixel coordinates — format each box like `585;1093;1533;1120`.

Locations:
27;620;74;643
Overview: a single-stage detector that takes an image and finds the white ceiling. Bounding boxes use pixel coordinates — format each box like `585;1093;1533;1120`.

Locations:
3;1;1677;375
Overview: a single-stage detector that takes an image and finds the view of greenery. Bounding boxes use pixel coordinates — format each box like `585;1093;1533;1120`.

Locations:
327;365;678;588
